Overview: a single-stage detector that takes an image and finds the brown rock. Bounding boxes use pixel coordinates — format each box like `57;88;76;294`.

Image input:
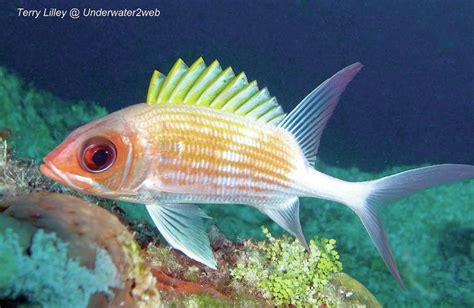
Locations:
0;192;160;307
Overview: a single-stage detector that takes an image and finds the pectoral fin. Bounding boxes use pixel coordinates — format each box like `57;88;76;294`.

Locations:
145;203;216;269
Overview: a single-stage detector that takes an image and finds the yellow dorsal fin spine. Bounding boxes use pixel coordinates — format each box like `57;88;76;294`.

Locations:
221;81;259;112
196;67;235;106
268;113;286;125
146;70;166;104
168;57;206;104
246;97;280;120
183;60;222;105
146;58;287;125
236;88;271;115
156;59;188;105
210;72;248;109
258;105;284;123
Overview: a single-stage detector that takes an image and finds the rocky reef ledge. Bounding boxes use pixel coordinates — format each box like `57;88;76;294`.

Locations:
0;150;379;306
0;191;380;307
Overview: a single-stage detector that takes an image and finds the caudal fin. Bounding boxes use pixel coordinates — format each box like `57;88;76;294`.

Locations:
347;164;474;288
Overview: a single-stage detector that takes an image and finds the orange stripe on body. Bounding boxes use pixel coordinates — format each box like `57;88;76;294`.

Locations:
155;116;298;168
132;104;305;197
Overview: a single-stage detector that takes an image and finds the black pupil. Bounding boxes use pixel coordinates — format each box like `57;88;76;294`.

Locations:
92;149;109;167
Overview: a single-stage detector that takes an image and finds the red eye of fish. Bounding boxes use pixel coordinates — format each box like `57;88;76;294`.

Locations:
81;139;116;173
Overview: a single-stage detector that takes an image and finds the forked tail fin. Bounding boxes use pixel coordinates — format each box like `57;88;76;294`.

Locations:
347;164;474;288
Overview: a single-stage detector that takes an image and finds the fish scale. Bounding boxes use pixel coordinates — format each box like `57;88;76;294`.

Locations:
124;103;305;199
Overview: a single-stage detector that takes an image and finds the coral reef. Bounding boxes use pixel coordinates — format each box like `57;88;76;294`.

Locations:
0;155;379;307
142;225;379;307
0;228;121;307
0;193;161;307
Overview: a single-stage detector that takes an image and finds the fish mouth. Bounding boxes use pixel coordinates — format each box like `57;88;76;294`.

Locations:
40;159;94;192
40;159;67;185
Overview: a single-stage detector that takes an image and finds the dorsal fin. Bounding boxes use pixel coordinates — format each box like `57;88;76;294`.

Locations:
279;63;363;164
146;58;287;125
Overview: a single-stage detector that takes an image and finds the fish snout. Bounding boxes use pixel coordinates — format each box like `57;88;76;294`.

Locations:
40;159;66;184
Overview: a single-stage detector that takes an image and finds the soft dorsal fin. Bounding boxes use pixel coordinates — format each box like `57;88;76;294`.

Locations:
279;63;363;164
146;58;287;125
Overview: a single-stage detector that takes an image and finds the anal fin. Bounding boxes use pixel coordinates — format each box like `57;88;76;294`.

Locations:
256;197;309;250
145;203;216;269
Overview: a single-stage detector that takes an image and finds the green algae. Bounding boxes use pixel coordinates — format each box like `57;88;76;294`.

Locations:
231;226;343;306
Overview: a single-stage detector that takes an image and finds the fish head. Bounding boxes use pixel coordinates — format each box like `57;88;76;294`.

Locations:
40;110;144;198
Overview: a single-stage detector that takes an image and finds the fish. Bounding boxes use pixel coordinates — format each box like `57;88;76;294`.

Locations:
40;58;474;287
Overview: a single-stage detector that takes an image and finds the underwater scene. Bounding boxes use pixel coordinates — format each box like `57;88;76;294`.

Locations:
1;1;473;307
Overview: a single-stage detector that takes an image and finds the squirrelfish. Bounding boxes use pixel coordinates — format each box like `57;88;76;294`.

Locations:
40;58;474;287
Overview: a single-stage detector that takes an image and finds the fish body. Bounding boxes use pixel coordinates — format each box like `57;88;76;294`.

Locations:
40;58;474;288
42;101;341;211
118;103;312;202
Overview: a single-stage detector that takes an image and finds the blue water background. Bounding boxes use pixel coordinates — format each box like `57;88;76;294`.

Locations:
1;0;472;171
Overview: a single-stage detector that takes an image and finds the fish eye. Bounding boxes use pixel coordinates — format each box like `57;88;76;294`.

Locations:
80;137;117;173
